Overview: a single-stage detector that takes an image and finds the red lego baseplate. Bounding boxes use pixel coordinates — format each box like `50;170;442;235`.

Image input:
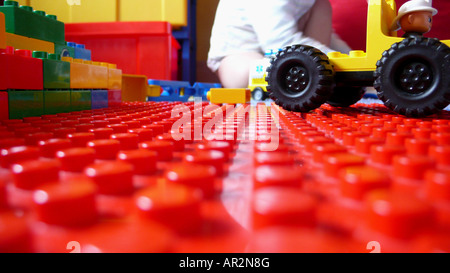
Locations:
0;101;449;253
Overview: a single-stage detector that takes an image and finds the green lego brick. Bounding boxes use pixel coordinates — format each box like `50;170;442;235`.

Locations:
44;90;71;115
8;90;44;119
71;90;91;111
0;1;65;44
54;42;75;59
33;51;70;89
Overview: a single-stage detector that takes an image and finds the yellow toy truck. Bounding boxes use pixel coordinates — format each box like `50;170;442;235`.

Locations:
248;58;270;101
248;50;279;101
266;0;450;117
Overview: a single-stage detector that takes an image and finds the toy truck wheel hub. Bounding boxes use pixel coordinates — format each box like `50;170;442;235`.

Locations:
286;66;308;92
397;61;433;95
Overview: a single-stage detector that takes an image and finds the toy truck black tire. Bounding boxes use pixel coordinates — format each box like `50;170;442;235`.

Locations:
327;85;366;107
374;37;450;117
266;45;335;112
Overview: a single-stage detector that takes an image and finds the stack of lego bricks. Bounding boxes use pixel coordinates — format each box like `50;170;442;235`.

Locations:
0;1;122;121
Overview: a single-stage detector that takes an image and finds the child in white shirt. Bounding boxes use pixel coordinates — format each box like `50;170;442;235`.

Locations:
208;0;351;88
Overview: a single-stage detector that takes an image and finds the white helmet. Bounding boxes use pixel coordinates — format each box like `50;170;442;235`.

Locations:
391;0;438;31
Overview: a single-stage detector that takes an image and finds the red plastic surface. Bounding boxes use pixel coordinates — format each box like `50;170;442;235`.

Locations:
65;22;180;81
1;101;450;253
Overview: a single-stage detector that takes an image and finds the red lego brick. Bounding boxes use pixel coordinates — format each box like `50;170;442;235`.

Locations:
65;22;179;81
0;46;43;90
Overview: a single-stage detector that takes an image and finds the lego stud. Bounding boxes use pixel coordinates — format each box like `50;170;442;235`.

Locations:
135;184;203;233
128;128;153;142
110;133;139;150
312;143;347;165
339;166;391;200
393;155;435;180
253;165;303;189
252;187;317;229
165;164;217;198
139;140;174;162
67;132;95;148
45;14;57;21
429;145;450;167
32;51;48;59
90;128;114;140
365;190;434;239
11;160;61;190
84;161;135;195
56;148;96;173
87;139;121;160
33;10;46;16
254;151;296;166
370;144;406;166
38;138;72;158
424;170;450;201
4;1;19;7
323;153;366;178
0;146;41;168
117;149;157;175
196;141;232;161
183;150;226;176
33;178;98;226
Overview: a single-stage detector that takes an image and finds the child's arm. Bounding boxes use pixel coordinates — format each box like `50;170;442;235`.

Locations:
247;0;350;54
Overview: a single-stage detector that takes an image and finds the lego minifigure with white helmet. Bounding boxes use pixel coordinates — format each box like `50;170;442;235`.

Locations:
391;0;438;38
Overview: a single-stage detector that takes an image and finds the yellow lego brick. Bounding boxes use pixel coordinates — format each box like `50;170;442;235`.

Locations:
5;32;54;53
162;0;187;28
147;85;161;97
62;57;109;89
121;74;149;102
107;63;122;91
16;0;29;6
119;0;187;28
207;88;251;104
29;0;116;23
0;12;6;49
28;0;70;23
70;0;117;23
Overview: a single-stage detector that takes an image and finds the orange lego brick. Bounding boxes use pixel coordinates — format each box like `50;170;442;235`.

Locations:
207;88;251;104
62;57;108;89
121;74;149;102
107;63;122;91
5;32;54;53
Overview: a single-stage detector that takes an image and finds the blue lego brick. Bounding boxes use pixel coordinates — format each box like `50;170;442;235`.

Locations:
67;42;92;61
193;82;222;98
147;80;217;101
147;80;193;102
147;80;192;94
91;89;108;109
